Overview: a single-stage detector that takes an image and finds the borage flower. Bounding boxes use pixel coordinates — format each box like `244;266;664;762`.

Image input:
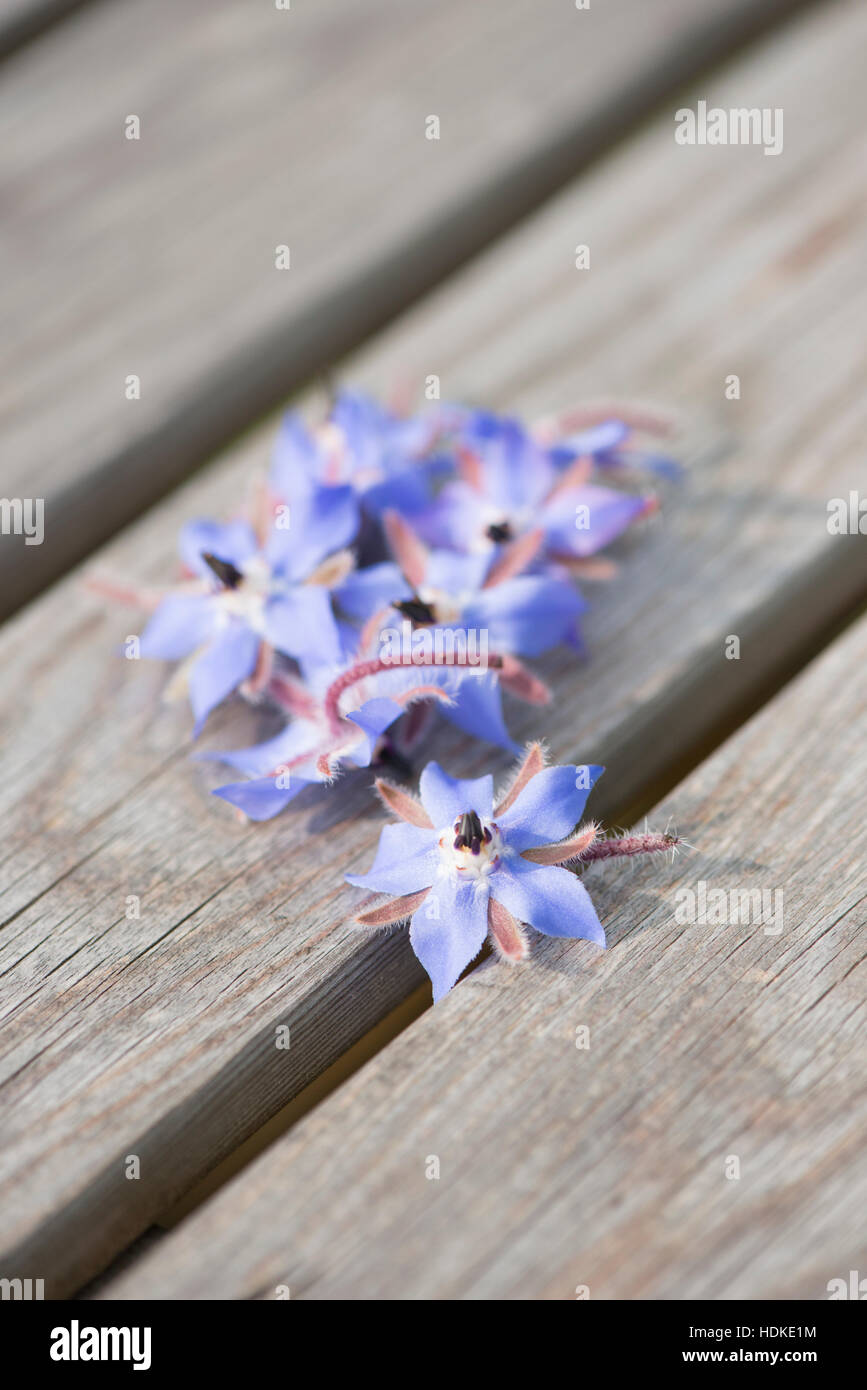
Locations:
206;651;521;820
137;497;353;733
533;402;681;480
270;388;455;532
339;510;587;660
347;745;606;1001
407;410;659;577
348;744;679;1000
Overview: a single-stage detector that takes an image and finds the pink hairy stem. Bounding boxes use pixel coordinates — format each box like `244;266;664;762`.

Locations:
322;653;509;733
551;554;619;582
580;831;678;862
533;403;674;442
268;672;321;720
359;604;393;655
84;575;170;611
242;640;274;698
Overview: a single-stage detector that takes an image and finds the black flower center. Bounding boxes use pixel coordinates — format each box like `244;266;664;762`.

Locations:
453;809;492;855
202;551;244;589
485;520;513;543
394;595;438;626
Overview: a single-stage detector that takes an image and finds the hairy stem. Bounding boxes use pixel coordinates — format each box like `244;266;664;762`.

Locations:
581;831;678;862
322;653;504;733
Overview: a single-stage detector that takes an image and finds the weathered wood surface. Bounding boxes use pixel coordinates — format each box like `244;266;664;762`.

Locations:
1;0;866;1296
0;0;89;62
102;607;867;1300
0;0;818;617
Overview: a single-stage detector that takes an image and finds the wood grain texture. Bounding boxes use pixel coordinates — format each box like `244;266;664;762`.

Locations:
2;0;867;1296
0;0;818;616
100;605;867;1301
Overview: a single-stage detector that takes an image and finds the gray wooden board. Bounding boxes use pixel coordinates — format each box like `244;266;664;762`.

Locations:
100;601;867;1300
1;0;866;1296
0;0;817;616
0;0;92;62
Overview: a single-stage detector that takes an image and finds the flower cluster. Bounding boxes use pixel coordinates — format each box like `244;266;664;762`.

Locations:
96;388;680;999
97;389;675;818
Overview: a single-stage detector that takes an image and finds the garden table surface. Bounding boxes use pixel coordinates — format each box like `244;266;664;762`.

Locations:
0;0;864;1300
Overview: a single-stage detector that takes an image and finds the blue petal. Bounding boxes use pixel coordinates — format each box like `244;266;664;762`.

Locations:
410;874;490;1002
178;519;258;579
263;587;342;667
213;776;308;820
418;762;494;828
544;484;648;558
425;548;490;595
498;763;604;849
409;482;486;552
199;720;317;777
139;593;217;660
335;563;411;621
270;412;321;500
440;671;519;753
189;623;260;735
265;484;358;580
559;420;630;458
344;697;404;766
469;417;553;511
345;822;437;896
361;460;443;519
463;576;586;657
490;858;605;945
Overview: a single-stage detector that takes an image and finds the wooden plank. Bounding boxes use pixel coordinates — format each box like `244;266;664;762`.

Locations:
1;0;866;1297
0;0;91;63
99;605;867;1301
0;0;817;618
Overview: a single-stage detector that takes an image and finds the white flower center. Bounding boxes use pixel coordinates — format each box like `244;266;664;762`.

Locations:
217;554;274;634
467;501;532;553
438;812;503;881
417;585;466;626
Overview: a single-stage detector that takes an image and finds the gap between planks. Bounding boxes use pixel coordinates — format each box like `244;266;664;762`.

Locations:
1;0;866;1298
0;0;92;63
0;0;820;618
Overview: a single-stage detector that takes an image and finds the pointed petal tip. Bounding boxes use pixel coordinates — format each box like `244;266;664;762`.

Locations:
488;898;529;964
520;822;598;865
374;778;434;828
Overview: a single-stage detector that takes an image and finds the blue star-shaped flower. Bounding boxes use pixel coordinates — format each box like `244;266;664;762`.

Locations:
347;745;606;1002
